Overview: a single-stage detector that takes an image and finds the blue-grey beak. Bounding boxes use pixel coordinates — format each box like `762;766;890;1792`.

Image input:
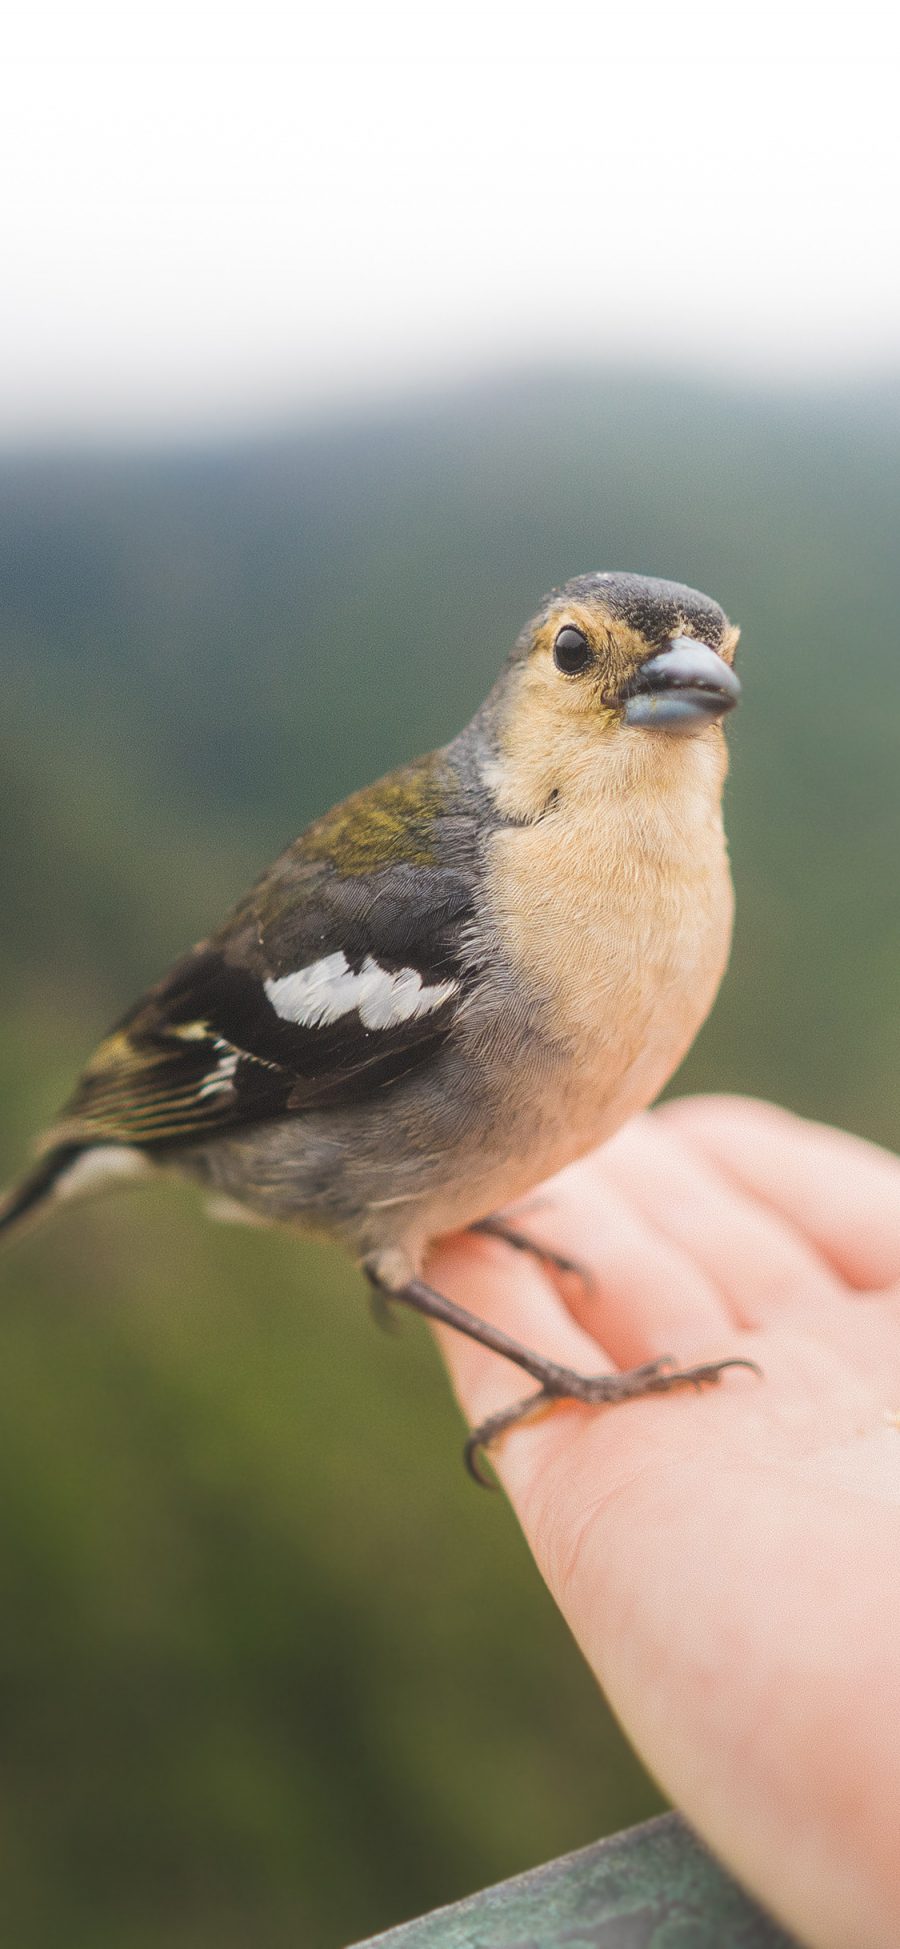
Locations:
622;636;741;734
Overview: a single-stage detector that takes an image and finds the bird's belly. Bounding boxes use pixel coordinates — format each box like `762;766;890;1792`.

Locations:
414;867;733;1251
418;1006;702;1245
405;947;728;1255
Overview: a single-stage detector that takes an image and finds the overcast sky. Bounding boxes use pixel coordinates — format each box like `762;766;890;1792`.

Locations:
2;5;899;443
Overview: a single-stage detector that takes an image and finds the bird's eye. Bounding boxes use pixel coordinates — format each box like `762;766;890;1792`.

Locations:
553;624;593;675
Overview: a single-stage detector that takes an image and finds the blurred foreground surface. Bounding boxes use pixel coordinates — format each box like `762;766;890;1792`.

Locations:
1;371;898;1946
354;1814;797;1948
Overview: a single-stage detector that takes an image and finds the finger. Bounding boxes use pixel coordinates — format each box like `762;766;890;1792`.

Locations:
599;1114;844;1329
502;1156;734;1368
660;1096;900;1292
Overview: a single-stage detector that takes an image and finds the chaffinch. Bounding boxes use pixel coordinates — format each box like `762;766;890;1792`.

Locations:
1;570;754;1477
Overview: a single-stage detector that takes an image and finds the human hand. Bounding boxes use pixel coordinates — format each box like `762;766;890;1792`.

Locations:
428;1097;900;1949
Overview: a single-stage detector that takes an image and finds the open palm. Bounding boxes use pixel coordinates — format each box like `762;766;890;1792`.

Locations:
429;1097;900;1949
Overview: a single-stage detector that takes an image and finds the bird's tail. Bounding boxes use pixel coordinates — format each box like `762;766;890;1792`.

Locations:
0;1147;82;1244
0;1143;148;1246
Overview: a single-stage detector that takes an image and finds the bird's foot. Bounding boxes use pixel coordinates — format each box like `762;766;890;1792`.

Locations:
464;1353;761;1486
469;1214;590;1286
362;1264;759;1489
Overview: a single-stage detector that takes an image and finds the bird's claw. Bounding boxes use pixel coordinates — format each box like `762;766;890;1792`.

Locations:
464;1352;761;1485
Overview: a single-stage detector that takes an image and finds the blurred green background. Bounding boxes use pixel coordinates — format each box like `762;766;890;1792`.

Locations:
1;369;899;1947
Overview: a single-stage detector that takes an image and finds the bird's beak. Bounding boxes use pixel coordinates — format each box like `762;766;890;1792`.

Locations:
622;636;741;735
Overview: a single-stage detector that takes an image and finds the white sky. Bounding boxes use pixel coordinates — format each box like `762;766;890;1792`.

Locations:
2;4;900;442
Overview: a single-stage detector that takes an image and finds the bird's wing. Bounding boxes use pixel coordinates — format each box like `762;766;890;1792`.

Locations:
44;757;480;1154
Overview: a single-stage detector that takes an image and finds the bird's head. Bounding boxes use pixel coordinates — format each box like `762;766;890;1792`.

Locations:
482;571;741;820
512;570;740;737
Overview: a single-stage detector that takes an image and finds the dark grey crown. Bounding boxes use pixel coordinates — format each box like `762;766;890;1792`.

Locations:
543;571;729;650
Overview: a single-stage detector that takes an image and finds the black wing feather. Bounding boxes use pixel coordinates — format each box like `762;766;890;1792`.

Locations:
46;853;477;1154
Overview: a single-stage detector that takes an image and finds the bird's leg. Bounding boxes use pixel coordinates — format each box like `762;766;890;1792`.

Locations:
364;1267;760;1488
364;1269;597;1391
469;1215;590;1285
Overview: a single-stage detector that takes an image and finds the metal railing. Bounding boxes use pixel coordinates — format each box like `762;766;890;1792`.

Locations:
352;1812;799;1947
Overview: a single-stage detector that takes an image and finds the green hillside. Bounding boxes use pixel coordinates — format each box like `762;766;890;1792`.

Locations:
1;370;898;1945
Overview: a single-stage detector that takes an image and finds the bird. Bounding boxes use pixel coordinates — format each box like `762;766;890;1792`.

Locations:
1;569;754;1479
